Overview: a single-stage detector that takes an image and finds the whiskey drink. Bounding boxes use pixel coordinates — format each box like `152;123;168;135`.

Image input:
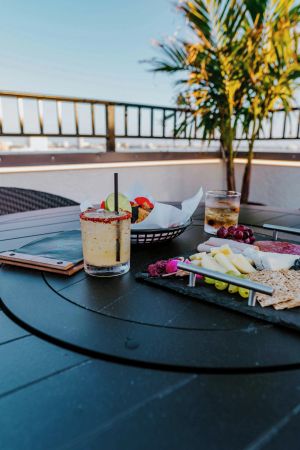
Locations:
204;191;241;234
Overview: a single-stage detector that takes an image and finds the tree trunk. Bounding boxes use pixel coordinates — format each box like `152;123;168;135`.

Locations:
241;140;254;203
221;137;236;191
226;156;236;191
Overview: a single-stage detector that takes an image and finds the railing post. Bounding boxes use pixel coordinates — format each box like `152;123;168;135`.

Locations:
106;104;115;152
0;97;3;135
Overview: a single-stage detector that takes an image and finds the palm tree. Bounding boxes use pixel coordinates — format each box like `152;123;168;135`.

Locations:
240;0;300;202
149;0;299;198
150;0;251;190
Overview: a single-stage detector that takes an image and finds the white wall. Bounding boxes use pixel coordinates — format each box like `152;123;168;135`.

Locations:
0;161;225;204
0;159;299;208
235;160;300;209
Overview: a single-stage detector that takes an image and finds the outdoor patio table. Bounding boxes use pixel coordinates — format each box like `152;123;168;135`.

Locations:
0;203;300;450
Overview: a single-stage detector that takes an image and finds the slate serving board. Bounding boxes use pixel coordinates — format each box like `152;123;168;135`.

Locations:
15;230;83;263
0;230;83;275
136;272;300;333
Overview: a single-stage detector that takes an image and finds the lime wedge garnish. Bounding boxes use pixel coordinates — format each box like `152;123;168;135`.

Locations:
105;193;132;213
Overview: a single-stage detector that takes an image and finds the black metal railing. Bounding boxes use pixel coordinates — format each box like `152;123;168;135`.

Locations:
0;91;299;153
0;91;192;152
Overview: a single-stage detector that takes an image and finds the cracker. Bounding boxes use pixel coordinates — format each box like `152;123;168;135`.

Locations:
258;292;294;307
274;298;300;310
248;269;300;310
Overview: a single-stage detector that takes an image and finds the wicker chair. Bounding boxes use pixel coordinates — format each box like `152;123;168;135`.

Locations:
0;187;79;216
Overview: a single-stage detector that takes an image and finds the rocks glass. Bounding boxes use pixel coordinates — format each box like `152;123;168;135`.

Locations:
204;190;241;234
80;209;131;277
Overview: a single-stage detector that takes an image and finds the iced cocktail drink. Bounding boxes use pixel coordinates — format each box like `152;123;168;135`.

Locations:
204;190;241;234
80;209;131;277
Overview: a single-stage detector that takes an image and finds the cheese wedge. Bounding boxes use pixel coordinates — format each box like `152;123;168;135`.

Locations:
243;248;298;271
228;254;256;274
190;259;202;267
213;253;240;275
201;254;227;273
210;244;233;257
190;252;206;261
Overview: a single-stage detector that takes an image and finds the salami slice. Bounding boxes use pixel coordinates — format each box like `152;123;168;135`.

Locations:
256;241;300;255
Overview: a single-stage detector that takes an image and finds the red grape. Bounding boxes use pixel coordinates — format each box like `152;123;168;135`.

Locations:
217;227;228;238
228;226;236;233
216;224;255;244
234;230;244;240
243;231;249;239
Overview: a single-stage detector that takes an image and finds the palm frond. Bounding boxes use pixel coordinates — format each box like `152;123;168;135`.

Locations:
146;0;299;148
244;0;268;25
179;0;213;45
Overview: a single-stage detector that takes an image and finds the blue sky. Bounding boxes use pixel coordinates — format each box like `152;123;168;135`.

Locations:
0;0;184;106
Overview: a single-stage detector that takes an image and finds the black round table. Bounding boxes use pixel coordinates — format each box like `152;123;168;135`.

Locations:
2;204;300;450
1;204;300;373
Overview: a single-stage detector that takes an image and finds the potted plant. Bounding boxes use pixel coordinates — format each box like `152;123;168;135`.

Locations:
240;0;299;202
149;0;252;190
149;0;299;199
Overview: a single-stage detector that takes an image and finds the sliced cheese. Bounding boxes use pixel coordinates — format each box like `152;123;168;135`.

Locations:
190;259;202;267
190;252;206;261
243;248;298;271
213;253;240;275
228;253;256;274
201;254;227;273
261;252;298;271
210;244;233;257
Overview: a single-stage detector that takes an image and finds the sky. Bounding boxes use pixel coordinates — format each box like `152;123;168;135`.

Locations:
0;0;185;107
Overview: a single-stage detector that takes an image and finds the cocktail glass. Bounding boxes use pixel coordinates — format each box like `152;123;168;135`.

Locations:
204;190;241;234
80;208;131;277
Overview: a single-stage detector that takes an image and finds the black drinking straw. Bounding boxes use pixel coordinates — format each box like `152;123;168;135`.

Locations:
114;172;119;214
114;173;121;262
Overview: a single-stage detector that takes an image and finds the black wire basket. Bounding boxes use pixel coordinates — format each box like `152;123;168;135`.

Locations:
131;219;192;245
